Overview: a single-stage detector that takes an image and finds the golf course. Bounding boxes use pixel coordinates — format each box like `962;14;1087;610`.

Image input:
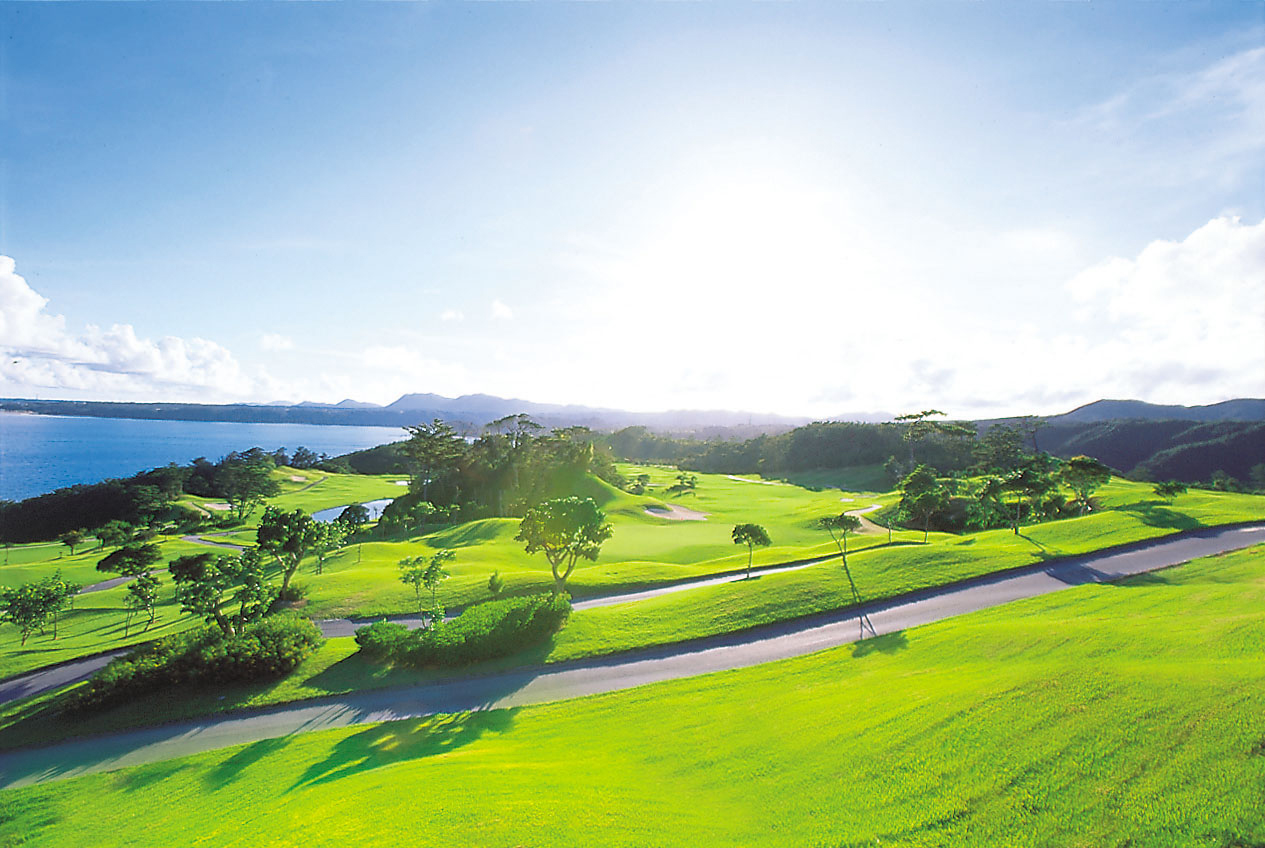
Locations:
0;435;1262;846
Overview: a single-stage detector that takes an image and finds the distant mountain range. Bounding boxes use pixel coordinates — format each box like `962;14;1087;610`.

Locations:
979;399;1265;485
1;394;1261;438
0;394;821;437
1047;398;1265;424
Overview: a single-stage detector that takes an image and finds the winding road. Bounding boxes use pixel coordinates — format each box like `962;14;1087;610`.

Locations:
0;522;1261;790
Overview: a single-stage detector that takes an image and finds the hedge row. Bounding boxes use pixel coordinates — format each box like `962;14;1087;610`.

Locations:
66;614;324;713
356;593;571;667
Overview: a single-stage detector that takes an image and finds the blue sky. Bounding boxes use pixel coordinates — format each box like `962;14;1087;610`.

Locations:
1;3;1262;419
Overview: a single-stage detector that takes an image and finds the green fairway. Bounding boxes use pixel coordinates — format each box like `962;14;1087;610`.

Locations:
3;545;1261;847
0;468;404;679
283;463;894;617
179;467;407;523
1;466;1261;680
0;536;241;678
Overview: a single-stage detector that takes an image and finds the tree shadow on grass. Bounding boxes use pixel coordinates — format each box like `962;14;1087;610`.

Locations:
423;521;507;548
1017;534;1058;561
305;635;561;694
1117;503;1204;532
202;737;290;788
1117;571;1172;587
874;541;923;551
290;709;519;790
851;630;908;658
118;759;191;793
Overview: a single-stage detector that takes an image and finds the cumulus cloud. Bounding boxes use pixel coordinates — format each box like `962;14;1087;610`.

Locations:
259;333;294;352
490;299;513;321
0;256;258;400
440;309;464;322
1063;215;1265;400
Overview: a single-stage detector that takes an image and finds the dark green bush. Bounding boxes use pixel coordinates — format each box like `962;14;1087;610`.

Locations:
66;614;323;713
354;619;409;660
355;593;571;668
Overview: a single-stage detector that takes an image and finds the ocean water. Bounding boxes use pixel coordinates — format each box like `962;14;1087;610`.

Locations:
0;412;403;502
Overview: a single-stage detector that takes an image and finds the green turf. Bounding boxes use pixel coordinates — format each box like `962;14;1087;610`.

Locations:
258;463;895;618
2;545;1261;847
1;468;1261;679
772;462;893;492
179;467;406;524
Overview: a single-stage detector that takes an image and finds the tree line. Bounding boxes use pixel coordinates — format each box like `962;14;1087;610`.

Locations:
603;417;1265;490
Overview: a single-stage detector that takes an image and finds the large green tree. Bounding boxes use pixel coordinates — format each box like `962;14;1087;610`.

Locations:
59;529;86;557
310;521;349;575
402;419;466;501
1001;464;1057;535
337;503;370;529
1060;455;1112;515
215;450;279;522
516;497;613;595
731;523;771;579
97;543;162;578
894;410;975;468
974;424;1026;474
95;520;134;550
123;573;161;636
1153;480;1188;501
257;507;321;594
170;549;275;637
1;574;77;645
1;583;55;646
899;465;949;543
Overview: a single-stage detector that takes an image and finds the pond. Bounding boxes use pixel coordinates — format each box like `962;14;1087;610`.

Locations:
312;498;395;523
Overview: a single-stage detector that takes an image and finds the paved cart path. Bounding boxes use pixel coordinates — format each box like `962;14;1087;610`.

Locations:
1;523;1261;789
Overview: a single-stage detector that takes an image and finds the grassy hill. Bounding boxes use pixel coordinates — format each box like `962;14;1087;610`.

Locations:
2;544;1261;846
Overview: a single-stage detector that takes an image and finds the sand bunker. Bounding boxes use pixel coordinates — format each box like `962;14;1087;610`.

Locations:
289;476;306;482
202;503;231;511
644;504;708;521
726;475;780;486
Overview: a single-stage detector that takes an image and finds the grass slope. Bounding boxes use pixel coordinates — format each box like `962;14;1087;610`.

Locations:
1;545;1262;847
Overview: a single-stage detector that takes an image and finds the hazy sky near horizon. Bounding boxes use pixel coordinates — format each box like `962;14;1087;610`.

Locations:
1;3;1262;420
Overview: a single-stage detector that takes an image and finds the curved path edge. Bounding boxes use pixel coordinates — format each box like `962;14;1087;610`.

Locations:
2;522;1262;790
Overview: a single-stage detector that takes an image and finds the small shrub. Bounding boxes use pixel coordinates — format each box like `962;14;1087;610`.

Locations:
354;620;409;660
66;614;323;713
355;593;571;668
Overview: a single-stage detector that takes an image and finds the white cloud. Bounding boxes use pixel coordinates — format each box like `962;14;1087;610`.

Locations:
440;309;464;322
1061;215;1265;402
0;255;259;400
491;299;513;321
537;205;1264;419
259;333;294;351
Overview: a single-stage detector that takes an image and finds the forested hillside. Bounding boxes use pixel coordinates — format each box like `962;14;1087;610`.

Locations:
605;417;1265;489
